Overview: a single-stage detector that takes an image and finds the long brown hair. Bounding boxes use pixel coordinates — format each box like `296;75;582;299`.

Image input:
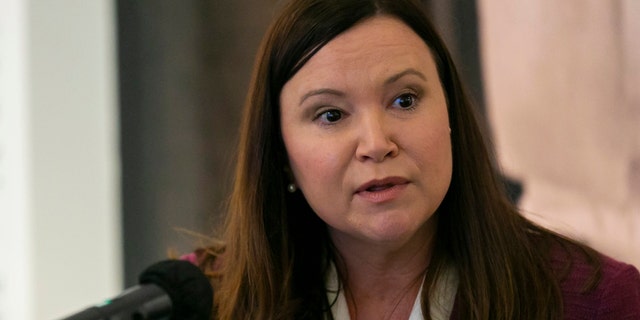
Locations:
209;0;600;319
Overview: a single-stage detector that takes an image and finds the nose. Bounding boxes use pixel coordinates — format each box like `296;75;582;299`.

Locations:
355;112;399;162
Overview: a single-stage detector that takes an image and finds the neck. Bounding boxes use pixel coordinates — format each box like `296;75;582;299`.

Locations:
330;222;435;319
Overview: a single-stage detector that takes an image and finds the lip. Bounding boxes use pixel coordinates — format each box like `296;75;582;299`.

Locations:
355;177;410;203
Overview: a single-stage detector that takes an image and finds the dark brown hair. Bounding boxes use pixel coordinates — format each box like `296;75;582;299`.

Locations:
208;0;601;319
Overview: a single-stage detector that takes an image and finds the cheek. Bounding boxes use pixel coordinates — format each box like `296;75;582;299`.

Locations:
285;139;342;187
431;129;452;161
288;147;318;185
412;127;453;179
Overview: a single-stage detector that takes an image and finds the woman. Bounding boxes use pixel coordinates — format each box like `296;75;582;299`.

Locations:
188;0;640;318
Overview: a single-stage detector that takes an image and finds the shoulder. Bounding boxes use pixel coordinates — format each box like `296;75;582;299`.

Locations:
549;244;640;319
593;256;640;318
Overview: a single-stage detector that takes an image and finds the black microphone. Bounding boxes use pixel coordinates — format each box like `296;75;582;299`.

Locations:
60;260;213;320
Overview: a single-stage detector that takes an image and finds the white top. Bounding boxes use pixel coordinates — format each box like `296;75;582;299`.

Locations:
325;263;458;320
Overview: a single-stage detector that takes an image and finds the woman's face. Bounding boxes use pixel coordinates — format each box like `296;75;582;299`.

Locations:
280;16;452;248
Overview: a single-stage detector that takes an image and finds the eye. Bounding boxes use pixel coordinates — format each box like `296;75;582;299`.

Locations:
315;109;343;124
391;93;418;110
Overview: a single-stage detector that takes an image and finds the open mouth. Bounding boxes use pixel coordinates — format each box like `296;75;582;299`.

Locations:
355;178;409;203
356;177;409;194
366;183;395;192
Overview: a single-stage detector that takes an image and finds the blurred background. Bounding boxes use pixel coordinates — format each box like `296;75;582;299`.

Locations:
0;0;637;319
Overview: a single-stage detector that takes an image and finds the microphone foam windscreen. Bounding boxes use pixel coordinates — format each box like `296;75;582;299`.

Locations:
139;260;213;320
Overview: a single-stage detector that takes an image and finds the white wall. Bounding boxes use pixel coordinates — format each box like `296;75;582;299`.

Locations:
479;0;640;267
0;1;122;319
0;1;31;319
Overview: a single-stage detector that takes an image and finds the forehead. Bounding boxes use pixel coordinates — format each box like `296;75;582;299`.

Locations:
285;15;435;87
322;15;426;55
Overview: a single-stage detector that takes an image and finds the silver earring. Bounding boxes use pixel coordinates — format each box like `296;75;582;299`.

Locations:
287;183;297;193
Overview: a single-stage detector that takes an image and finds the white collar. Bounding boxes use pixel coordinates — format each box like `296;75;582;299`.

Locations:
325;263;458;320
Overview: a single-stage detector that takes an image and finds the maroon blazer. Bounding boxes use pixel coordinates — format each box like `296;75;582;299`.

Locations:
552;252;640;319
448;248;640;319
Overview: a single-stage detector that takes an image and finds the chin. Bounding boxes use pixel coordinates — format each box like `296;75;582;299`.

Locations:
363;220;422;244
364;213;435;246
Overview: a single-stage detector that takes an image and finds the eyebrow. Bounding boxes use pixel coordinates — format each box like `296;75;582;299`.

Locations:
299;88;345;105
384;68;427;85
298;68;427;105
